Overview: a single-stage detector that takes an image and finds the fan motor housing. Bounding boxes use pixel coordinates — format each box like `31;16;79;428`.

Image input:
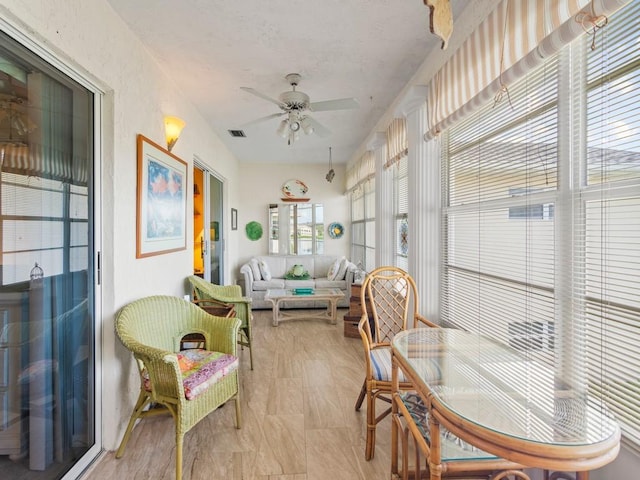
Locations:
279;91;310;110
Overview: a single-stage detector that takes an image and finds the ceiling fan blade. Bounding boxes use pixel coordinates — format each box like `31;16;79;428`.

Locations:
240;112;285;128
309;97;360;112
306;116;332;137
240;87;286;109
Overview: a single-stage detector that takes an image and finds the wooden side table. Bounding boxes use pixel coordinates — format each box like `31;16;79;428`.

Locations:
344;283;370;338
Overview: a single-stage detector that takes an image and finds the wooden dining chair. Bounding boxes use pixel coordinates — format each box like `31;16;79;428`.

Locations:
393;392;525;479
354;266;438;460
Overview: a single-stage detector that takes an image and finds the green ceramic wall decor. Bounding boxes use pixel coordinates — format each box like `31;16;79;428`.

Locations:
245;221;263;241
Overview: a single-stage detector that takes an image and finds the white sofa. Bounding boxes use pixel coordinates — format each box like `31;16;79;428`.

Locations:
239;255;356;309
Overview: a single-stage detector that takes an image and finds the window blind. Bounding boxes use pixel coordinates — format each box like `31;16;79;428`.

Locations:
350;179;376;271
442;0;640;449
581;1;640;449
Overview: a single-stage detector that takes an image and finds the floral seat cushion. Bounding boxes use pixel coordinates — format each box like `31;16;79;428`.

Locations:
142;349;239;400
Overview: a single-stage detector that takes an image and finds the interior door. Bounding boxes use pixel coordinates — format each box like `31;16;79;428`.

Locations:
193;165;224;284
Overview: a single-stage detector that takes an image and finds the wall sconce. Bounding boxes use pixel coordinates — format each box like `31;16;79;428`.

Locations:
164;116;186;152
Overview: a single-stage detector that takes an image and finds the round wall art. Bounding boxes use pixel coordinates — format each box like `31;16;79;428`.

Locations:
245;221;263;241
281;179;309;202
328;222;344;239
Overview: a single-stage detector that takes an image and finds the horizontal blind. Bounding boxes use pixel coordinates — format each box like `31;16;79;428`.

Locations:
444;54;558;364
580;1;640;448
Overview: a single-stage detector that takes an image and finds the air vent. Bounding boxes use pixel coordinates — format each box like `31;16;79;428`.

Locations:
228;129;246;138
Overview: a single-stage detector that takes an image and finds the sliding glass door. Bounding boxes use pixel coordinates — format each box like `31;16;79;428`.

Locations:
0;30;97;480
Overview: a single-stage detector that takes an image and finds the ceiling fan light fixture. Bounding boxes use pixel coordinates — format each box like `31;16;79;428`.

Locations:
289;112;300;132
300;116;314;135
276;119;288;138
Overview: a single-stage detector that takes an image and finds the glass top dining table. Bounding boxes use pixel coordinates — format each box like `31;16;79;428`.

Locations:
391;328;621;476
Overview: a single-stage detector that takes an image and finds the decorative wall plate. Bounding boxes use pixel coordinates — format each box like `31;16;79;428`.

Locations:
281;179;309;199
245;221;263;241
328;222;344;239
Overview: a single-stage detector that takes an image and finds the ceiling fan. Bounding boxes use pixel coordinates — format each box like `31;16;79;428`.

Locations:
240;73;359;145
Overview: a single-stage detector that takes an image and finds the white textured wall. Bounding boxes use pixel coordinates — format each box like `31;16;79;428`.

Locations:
0;0;242;451
236;163;350;267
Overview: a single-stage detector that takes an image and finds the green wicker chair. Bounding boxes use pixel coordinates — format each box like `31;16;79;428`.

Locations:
115;295;241;480
187;275;254;370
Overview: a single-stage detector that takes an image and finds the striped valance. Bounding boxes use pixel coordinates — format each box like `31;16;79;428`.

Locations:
384;117;407;169
346;150;375;193
426;0;631;139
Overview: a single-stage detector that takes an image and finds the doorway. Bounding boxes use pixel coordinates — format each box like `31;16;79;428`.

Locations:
193;165;224;284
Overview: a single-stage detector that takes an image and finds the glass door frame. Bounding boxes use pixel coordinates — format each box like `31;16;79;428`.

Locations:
193;160;225;284
0;18;103;480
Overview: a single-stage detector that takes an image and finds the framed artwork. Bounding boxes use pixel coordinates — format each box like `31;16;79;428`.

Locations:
231;208;238;230
136;134;188;258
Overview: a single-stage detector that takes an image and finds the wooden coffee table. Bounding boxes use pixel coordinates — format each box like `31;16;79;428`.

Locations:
264;288;345;326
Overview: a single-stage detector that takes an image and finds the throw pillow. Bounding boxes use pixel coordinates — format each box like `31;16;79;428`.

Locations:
327;257;341;280
258;259;272;281
250;258;262;281
335;257;349;281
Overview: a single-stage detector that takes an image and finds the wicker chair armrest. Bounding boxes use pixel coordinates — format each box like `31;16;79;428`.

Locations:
207;287;251;305
416;313;439;328
198;314;241;355
133;347;184;400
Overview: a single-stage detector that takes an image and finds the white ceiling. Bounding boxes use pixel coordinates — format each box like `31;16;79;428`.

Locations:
105;0;470;166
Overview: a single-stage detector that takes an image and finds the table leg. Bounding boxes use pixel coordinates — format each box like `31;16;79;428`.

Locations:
329;298;338;324
272;300;281;327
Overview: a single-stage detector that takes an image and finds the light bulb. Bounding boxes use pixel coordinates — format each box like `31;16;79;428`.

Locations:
277;119;288;138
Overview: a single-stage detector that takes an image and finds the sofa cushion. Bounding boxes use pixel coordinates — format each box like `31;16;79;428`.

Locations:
253;279;285;291
284;279;316;289
259;256;287;278
314;255;337;278
315;278;347;289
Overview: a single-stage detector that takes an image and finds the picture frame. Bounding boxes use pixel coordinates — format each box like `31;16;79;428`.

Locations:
231;208;238;230
136;134;188;258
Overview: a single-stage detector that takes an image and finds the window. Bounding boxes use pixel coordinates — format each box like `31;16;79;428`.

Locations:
350;179;375;271
268;203;323;255
442;1;640;449
394;155;408;271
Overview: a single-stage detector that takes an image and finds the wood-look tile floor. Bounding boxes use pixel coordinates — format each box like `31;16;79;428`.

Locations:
84;309;392;480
